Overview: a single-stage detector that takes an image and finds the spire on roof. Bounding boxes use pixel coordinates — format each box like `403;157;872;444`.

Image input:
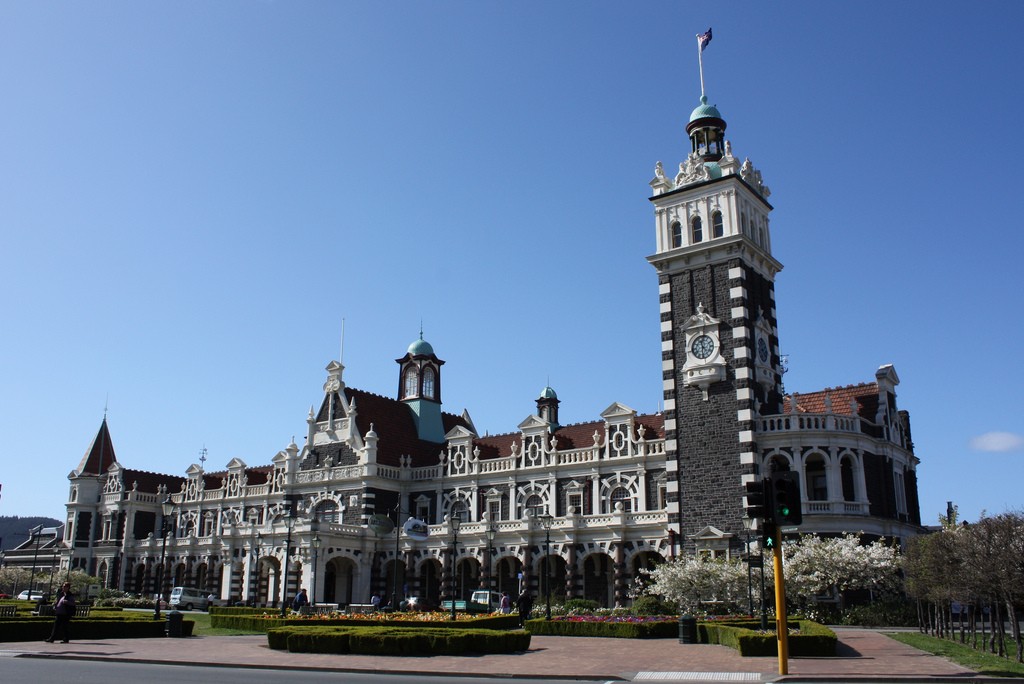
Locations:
76;417;118;475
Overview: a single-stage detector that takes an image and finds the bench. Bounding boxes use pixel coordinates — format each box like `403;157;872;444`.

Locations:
298;603;339;616
0;605;17;617
346;603;378;614
33;605;91;618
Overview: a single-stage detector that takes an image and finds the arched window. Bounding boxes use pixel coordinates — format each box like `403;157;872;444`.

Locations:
450;499;469;522
524;494;543;517
403;367;418;398
741;213;748;236
691;216;703;243
422;367;436;399
712;211;724;238
670;221;682;248
610;487;632;513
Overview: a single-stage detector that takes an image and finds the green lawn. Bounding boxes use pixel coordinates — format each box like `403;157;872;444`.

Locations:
886;632;1024;678
186;612;261;636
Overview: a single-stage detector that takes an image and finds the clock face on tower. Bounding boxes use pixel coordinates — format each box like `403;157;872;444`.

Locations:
757;337;769;363
691;334;715;360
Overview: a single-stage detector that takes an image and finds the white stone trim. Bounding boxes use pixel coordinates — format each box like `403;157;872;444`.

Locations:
736;388;753;401
660;300;672;313
661;320;673;332
728;266;744;280
659;282;671;295
735;367;751;380
732;326;748;340
737;409;753;422
739;452;756;465
661;340;673;352
730;306;746;320
734;347;749;359
738;430;754;443
664;398;676;411
729;286;745;299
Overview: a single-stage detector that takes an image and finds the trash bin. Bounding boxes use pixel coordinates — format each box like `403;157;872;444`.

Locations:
678;615;697;644
165;610;183;638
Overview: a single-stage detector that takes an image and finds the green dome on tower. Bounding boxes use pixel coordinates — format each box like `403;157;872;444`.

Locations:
407;336;434;356
689;95;722;123
539;385;558;400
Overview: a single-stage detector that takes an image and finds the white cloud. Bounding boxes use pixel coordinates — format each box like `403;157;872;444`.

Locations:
969;432;1024;453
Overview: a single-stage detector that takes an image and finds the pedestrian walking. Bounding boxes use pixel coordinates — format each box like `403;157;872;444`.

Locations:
45;582;75;643
516;590;533;627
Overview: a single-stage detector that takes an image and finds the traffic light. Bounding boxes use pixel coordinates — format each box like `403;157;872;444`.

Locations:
771;471;803;526
761;519;779;549
744;478;768;520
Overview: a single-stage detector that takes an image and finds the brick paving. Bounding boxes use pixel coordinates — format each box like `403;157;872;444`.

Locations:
10;628;985;681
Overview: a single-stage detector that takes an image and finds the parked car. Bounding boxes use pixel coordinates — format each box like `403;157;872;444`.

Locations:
17;590;45;601
0;593;10;599
168;586;210;611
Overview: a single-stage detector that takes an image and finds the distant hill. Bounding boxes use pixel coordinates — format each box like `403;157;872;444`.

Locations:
0;516;63;551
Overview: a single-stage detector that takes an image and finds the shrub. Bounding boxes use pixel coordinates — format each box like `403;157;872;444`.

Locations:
562;599;599;614
839;600;917;627
631;595;677;616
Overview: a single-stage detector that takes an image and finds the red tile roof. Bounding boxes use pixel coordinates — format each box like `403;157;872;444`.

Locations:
473;414;665;460
783;382;880;421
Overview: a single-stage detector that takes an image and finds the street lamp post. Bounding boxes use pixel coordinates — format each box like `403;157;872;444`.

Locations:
27;525;43;599
742;517;754;617
449;514;462;622
248;526;262;607
485;525;496;612
311;532;321;607
536;512;554;621
154;496;176;621
280;498;297;618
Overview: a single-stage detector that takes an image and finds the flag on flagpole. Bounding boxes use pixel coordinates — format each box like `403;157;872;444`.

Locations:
698;27;713;52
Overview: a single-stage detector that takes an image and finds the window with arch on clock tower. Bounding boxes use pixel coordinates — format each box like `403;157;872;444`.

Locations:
691;216;703;243
422;366;436;399
403;367;418;398
712;210;724;238
671;221;682;248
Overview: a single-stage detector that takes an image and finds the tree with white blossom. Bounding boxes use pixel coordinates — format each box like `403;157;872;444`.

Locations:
772;533;902;608
634;554;747;615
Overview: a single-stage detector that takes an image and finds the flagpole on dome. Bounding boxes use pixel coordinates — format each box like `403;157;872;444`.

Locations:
696;27;712;98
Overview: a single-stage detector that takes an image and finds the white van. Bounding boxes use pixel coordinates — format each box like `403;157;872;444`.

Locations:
168;587;210;611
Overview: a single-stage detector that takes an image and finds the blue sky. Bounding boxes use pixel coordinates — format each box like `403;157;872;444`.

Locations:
1;2;1021;526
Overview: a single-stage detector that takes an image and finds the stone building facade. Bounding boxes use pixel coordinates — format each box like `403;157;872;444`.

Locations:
54;92;923;609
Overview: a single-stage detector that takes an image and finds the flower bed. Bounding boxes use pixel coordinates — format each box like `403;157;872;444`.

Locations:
526;615;677;638
211;608;519;633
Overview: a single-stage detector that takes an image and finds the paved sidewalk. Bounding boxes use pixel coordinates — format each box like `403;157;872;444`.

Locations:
6;628;987;681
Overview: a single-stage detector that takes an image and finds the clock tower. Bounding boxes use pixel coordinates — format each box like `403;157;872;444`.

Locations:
648;95;785;551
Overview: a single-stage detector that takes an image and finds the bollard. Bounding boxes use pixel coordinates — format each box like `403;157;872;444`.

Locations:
165;610;184;638
678;615;697;644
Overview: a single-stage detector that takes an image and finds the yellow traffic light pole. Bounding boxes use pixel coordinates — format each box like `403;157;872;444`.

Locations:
772;541;789;675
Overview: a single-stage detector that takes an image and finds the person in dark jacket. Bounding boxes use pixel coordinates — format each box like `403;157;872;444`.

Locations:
45;582;75;643
292;588;309;611
516;590;533;627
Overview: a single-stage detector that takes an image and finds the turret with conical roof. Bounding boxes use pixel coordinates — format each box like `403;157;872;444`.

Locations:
686;95;727;163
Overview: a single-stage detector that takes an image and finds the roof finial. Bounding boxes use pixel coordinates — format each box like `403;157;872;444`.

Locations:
103;394;109;422
339;317;345;365
419;319;424;340
199;445;207;467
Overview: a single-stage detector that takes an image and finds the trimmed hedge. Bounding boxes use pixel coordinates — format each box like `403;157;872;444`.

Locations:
211;610;520;634
0;614;194;642
267;625;530;655
525;618;676;639
703;620;836;657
